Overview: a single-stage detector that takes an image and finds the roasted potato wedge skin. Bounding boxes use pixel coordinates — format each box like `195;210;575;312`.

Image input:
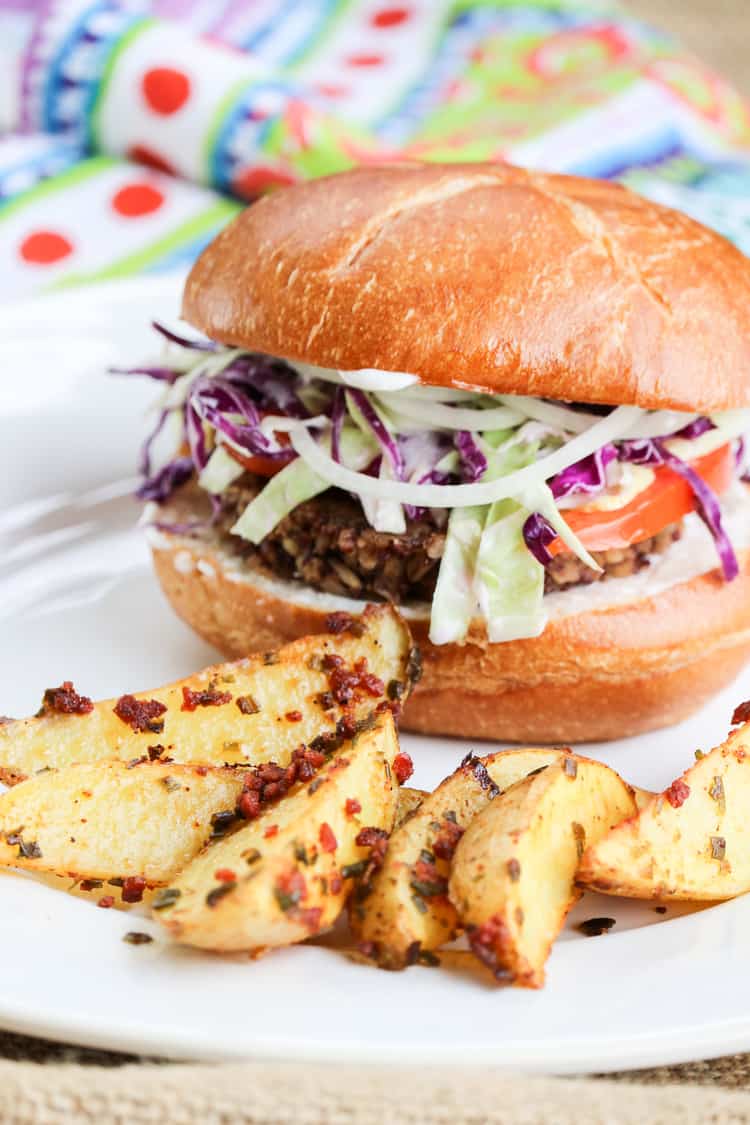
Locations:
395;787;427;827
15;870;159;910
0;762;245;883
449;758;637;988
578;724;750;901
0;605;417;783
155;709;400;952
350;748;573;969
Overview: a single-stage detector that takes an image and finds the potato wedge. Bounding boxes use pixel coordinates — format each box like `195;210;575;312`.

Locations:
0;761;247;884
577;723;750;901
395;787;427;827
449;758;637;988
633;785;655;812
0;605;418;784
16;870;158;910
350;748;573;968
155;708;401;952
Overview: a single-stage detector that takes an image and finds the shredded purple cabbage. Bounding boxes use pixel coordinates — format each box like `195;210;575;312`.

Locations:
522;513;557;565
330;387;345;464
421;469;456;487
618;438;663;467
455;430;488;483
400;432;454;518
184;402;209;472
399;431;451;478
675;416;714;440
122;344;311;506
347;388;404;477
152;321;217;351
149;493;222;536
363;454;383;478
221;355;308;418
136;456;194;502
736;437;750;483
138;407;170;477
652;439;738;580
406;469;459;521
550;444;617;500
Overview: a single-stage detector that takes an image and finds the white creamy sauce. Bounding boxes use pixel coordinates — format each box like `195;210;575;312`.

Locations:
663;428;733;461
294;360;420;393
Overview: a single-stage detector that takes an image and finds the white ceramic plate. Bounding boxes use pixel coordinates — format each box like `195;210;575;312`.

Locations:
2;276;750;1073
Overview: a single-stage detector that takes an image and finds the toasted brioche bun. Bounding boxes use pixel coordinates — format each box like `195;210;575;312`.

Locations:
149;530;750;743
183;163;750;413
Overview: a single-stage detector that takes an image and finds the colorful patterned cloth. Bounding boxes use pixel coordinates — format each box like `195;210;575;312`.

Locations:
2;0;750;300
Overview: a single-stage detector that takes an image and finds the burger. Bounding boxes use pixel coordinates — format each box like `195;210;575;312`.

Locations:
128;163;750;742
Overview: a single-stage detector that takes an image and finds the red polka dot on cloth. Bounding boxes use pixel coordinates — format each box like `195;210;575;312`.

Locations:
315;82;350;99
112;182;165;217
234;166;296;198
127;144;176;176
141;67;191;115
19;230;73;265
371;7;410;27
346;53;385;67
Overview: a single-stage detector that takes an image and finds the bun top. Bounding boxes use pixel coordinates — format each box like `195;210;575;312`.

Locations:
183;162;750;412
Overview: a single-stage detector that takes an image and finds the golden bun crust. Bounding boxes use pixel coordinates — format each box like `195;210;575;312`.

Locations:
183;162;750;413
149;535;750;743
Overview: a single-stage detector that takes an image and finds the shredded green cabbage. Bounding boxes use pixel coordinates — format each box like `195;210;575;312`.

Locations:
475;498;546;642
429;505;486;645
198;445;245;495
231;427;375;544
431;433;547;644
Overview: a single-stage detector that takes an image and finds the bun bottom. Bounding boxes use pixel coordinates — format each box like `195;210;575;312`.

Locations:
150;538;750;743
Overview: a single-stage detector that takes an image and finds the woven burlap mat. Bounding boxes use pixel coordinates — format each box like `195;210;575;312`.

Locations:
0;1028;749;1088
2;1030;750;1123
2;1049;750;1124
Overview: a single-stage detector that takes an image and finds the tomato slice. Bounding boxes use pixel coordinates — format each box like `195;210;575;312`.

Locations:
226;447;291;478
225;428;292;478
549;442;735;556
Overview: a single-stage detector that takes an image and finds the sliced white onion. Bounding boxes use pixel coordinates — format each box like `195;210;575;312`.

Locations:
258;414;327;436
163;349;245;409
376;393;524;432
710;408;750;441
289;405;642;509
497;397;701;440
497;396;603;434
387;384;486;403
626;410;699;438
